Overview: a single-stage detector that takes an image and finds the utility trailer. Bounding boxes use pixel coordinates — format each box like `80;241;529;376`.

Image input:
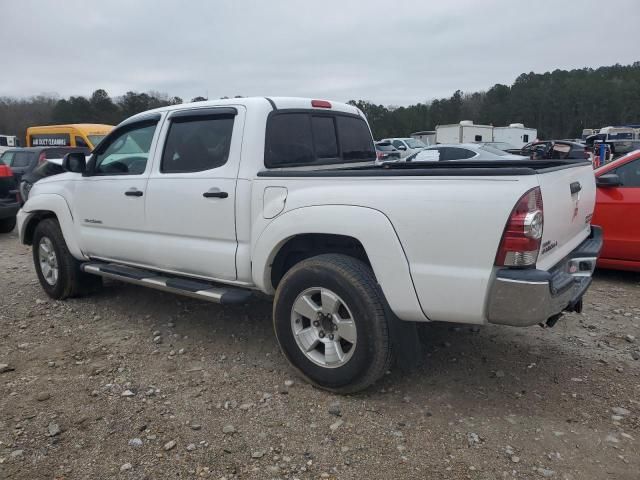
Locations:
435;121;493;144
493;123;537;148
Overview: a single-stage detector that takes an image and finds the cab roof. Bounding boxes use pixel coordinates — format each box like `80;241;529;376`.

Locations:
126;97;361;124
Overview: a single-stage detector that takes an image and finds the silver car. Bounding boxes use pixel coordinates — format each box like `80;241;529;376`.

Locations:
406;143;528;162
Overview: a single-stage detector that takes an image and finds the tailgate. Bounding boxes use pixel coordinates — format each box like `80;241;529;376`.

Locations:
535;163;596;271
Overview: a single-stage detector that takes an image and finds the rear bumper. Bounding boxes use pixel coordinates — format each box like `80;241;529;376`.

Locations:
487;226;603;327
0;199;20;220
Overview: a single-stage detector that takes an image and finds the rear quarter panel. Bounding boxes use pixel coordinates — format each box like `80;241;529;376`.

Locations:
251;174;537;324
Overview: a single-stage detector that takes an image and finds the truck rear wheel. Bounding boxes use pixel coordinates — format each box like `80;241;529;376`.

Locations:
32;218;99;299
273;254;392;393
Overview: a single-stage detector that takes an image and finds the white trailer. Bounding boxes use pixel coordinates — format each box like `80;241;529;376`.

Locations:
0;134;20;155
435;121;493;144
493;124;537;148
410;131;436;146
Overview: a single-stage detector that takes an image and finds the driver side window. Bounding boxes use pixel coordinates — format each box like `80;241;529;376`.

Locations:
613;159;640;187
94;122;158;175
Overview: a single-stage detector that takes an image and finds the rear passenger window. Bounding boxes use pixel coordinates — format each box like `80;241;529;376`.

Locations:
162;116;234;173
265;112;375;167
448;147;476;159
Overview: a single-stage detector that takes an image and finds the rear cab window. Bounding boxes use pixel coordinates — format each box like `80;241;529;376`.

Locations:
265;111;375;168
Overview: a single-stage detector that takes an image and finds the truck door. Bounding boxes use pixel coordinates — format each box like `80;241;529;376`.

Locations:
144;106;243;281
73;116;162;264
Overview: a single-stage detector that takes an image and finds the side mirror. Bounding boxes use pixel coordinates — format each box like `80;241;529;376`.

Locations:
596;173;621;187
62;152;86;174
397;145;407;151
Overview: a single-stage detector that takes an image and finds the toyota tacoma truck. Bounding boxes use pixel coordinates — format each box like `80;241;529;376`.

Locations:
17;97;602;393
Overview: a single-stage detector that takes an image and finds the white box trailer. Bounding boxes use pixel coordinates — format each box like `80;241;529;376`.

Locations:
493;123;537;148
0;134;20;155
410;130;436;146
435;121;493;144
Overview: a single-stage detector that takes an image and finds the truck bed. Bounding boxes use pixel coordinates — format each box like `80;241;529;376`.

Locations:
257;160;592;177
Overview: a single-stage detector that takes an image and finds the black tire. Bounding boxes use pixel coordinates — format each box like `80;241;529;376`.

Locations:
273;254;392;394
32;218;99;299
0;216;16;233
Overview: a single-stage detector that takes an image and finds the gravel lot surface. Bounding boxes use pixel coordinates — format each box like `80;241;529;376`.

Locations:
1;229;639;479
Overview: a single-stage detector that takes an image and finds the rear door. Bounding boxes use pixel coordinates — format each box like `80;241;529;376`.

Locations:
144;106;243;281
535;163;597;270
595;158;640;262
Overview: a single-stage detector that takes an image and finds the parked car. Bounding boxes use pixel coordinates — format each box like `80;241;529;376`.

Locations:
0;147;90;184
374;141;401;164
20;158;68;203
592;150;640;271
18;97;601;393
0;157;19;233
378;137;426;158
512;141;588;160
406;143;527;161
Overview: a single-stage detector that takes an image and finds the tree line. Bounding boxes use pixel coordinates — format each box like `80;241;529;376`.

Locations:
350;62;640;140
1;62;639;143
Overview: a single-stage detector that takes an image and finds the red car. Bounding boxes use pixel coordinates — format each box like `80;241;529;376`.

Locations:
592;150;640;271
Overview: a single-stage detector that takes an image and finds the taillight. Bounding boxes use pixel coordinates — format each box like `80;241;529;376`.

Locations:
376;152;384;160
0;165;12;177
495;187;544;267
38;152;47;164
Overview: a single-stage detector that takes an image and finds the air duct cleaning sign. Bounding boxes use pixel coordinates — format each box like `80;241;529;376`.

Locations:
31;134;70;146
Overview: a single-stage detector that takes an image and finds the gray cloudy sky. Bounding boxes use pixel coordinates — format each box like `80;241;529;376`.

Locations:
1;0;638;105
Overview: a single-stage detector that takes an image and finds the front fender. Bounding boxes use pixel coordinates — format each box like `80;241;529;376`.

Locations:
19;194;85;260
252;205;428;322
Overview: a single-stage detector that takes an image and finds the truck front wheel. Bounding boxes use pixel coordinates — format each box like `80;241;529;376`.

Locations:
32;218;100;299
273;254;392;393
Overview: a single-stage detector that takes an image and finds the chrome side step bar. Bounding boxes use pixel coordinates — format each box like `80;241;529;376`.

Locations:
81;262;252;305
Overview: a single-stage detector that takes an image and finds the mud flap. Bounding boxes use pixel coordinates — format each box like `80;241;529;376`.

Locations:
387;313;423;372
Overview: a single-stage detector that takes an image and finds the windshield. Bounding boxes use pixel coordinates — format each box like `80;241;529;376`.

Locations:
479;145;510;156
87;134;107;148
405;139;426;149
595;151;639;172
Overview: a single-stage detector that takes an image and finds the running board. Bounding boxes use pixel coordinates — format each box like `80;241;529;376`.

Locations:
81;262;252;305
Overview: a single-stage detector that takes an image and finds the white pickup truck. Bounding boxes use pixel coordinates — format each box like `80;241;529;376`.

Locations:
17;97;602;393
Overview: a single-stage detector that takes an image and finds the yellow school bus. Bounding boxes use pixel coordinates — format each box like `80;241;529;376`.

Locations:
26;124;114;149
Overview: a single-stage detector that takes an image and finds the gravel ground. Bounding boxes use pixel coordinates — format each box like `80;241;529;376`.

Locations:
1;229;639;480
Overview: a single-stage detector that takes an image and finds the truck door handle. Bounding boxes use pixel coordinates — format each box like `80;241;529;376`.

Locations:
203;189;228;199
125;189;143;197
570;182;582;194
